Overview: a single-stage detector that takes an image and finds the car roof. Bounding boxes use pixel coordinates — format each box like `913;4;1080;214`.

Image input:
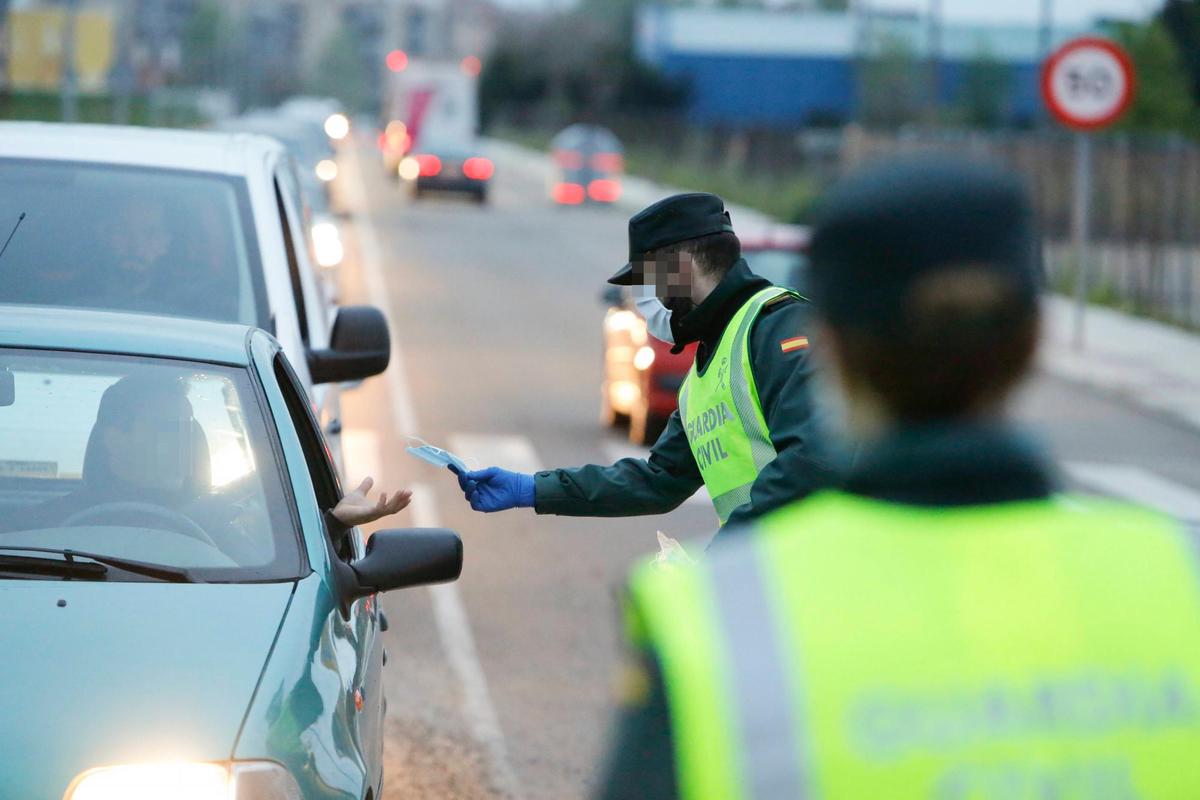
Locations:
0;305;256;366
0;121;286;176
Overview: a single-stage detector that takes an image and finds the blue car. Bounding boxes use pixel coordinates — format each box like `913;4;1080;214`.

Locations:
0;306;461;799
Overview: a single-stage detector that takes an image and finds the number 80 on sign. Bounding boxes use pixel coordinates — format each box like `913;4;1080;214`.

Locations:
1041;36;1135;131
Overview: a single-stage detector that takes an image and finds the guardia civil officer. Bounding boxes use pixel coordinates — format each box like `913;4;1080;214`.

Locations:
596;159;1200;798
452;193;835;539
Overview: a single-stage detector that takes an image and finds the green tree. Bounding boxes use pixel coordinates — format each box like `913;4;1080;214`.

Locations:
957;45;1011;128
480;44;548;129
1112;20;1199;135
306;25;374;114
179;0;224;87
858;35;922;128
480;9;685;132
1161;0;1200;107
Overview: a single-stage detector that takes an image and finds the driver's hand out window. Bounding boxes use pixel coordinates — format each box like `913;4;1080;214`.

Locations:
330;476;411;530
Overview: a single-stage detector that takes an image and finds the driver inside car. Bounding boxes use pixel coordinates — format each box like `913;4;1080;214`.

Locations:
1;373;408;540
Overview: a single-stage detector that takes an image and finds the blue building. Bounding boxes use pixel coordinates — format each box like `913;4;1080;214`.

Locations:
634;6;1094;128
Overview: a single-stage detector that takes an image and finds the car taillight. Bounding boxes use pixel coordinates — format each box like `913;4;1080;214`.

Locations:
591;152;624;172
463;157;494;180
588;178;621;203
553;149;584;170
553;182;585;205
414;154;442;176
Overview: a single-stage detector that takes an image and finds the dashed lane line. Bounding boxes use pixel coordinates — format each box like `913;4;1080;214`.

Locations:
1065;462;1200;521
448;433;543;475
340;428;382;488
342;144;523;800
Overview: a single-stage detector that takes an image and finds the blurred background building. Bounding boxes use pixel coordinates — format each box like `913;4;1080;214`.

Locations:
635;6;1091;128
0;0;498;115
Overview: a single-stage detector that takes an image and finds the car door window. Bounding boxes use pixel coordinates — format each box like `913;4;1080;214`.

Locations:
271;353;357;560
273;176;310;347
275;162;329;346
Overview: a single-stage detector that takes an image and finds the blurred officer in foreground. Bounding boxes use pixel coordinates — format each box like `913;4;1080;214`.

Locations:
596;159;1200;798
453;193;835;541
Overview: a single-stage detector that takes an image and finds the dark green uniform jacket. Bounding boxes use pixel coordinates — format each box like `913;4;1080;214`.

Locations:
533;259;835;535
594;423;1058;800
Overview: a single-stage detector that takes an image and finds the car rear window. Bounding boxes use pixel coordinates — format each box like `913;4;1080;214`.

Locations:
0;348;303;581
0;159;269;327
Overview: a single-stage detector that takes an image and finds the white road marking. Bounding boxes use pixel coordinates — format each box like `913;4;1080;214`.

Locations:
340;428;382;487
449;433;543;474
1065;462;1200;521
409;484;522;795
600;440;713;507
343;145;523;799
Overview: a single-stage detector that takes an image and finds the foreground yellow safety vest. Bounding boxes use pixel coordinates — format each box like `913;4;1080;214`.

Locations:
678;287;796;525
626;491;1200;799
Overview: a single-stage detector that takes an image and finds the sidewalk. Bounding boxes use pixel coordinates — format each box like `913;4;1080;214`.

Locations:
486;137;1200;433
1039;296;1200;432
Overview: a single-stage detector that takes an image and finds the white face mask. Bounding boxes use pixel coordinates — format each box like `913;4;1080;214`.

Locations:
635;295;674;344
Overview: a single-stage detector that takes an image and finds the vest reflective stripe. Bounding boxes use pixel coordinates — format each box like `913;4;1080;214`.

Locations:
628;492;1200;799
678;287;793;525
710;542;810;799
627;563;745;800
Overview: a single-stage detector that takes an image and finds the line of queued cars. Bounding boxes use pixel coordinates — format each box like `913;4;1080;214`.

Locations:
0;113;461;799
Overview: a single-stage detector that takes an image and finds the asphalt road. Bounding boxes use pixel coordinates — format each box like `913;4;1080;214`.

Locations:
329;140;1200;799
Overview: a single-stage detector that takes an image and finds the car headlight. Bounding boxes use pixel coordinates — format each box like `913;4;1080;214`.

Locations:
398;156;420;181
315;159;339;182
311;222;344;268
633;345;656;371
65;761;302;800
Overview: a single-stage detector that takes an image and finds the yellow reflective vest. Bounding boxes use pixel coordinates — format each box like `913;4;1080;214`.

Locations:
626;490;1200;799
678;287;797;525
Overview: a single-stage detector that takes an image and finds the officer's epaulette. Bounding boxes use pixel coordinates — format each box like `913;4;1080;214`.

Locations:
763;292;802;309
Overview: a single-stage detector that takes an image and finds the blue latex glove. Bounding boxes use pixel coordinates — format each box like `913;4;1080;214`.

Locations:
450;465;535;512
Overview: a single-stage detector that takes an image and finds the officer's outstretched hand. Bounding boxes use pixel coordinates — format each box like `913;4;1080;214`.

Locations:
451;465;535;512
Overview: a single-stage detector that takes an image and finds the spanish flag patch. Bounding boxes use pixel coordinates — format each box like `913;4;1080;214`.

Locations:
780;336;809;353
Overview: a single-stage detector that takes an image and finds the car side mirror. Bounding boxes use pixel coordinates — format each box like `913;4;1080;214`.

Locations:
0;367;12;407
357;528;463;591
308;305;390;384
333;528;463;616
600;285;622;306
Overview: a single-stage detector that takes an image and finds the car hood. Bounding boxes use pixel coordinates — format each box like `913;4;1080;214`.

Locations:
0;580;295;797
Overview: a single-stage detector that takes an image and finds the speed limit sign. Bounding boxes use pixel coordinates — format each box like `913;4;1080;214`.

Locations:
1042;37;1135;130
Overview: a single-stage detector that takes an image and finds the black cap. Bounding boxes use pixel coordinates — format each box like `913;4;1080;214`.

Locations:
809;157;1040;332
608;193;735;285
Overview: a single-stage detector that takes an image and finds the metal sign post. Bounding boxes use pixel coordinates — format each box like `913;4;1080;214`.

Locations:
1070;132;1092;348
1041;37;1135;349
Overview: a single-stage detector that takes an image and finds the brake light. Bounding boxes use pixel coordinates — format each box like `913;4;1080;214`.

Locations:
414;154;442;176
553;182;585;205
463;157;494;180
588;178;621;203
554;149;584;170
591;152;624;172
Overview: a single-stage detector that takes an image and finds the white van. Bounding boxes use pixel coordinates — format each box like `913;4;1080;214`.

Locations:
0;122;386;473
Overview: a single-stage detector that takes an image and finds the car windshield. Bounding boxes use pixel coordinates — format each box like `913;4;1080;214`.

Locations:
743;249;808;292
0;159;268;327
0;348;302;581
